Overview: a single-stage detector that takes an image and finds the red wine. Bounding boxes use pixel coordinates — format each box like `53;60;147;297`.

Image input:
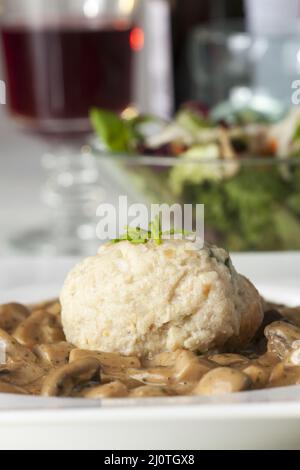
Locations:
1;21;134;136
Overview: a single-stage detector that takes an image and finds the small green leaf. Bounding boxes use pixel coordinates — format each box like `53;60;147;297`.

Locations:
90;108;137;153
149;215;162;245
125;226;149;239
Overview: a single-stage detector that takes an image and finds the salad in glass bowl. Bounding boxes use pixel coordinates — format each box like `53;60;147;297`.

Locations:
91;104;300;252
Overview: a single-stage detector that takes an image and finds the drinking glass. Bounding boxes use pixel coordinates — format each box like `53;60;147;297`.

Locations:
0;0;140;254
187;21;299;117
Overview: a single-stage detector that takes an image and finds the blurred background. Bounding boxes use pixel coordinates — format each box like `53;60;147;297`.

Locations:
1;0;300;256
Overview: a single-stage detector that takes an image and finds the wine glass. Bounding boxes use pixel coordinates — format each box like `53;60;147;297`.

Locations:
0;0;141;254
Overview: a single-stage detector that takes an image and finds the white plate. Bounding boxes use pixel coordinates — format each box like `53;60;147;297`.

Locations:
0;253;299;450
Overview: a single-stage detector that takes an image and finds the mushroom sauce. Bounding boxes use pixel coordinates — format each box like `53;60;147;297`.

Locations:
0;300;300;399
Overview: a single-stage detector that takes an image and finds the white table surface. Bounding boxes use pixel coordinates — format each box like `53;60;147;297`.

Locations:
0;111;46;255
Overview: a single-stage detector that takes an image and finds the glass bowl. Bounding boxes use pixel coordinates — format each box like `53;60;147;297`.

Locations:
93;146;300;252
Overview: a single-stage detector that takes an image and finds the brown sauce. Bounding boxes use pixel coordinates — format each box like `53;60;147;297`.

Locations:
0;300;300;399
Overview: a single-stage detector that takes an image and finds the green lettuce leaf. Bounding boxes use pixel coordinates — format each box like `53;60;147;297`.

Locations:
90;108;138;153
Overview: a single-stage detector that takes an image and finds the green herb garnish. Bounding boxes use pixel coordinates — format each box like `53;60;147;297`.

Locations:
112;216;193;245
149;216;163;245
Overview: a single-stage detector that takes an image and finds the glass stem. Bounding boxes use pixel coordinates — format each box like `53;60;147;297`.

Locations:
41;145;104;255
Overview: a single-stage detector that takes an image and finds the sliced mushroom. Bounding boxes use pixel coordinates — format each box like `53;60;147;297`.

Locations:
69;349;141;371
269;363;300;388
41;358;101;397
0;329;37;364
30;299;61;315
265;321;300;359
143;350;183;368
256;352;280;368
81;381;128;399
0;361;47;387
0;329;46;387
101;371;141;390
170;382;195;396
44;301;61;316
253;309;285;344
0;303;30;334
284;346;300;367
173;351;214;382
209;353;249;367
127;367;173;386
13;310;65;348
34;342;74;368
2;294;300;399
242;364;270;388
193;367;252;396
129;386;169;398
0;380;27;395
